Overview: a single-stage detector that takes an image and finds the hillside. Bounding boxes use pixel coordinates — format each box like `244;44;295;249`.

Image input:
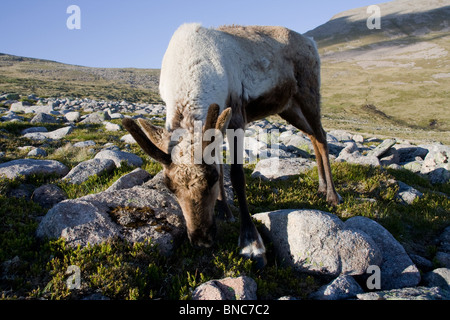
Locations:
0;53;162;103
1;0;449;144
305;0;450;144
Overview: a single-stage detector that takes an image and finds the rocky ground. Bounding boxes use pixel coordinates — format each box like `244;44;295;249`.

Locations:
0;94;449;300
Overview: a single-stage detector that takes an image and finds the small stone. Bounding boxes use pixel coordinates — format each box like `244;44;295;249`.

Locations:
27;147;47;157
396;181;423;204
440;226;450;253
62;158;116;184
73;140;96;148
1;112;24;122
428;167;450;184
420;144;450;184
367;138;396;158
192;276;257;300
336;144;380;167
31;184;67;209
328;130;353;142
409;254;433;272
103;121;121;132
80;111;111;124
30;112;59;124
120;134;136;144
64;111;81;122
36;200;121;247
380;148;400;166
110;113;124;119
9;101;30;113
393;144;429;163
277;296;299;300
388;164;403;170
20;127;48;135
310;275;364;300
94;149;143;168
23;126;73;141
403;161;423;173
353;134;364;143
283;134;314;154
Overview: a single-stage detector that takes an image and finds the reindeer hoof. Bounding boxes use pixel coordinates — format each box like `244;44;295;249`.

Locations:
239;235;267;269
240;248;267;269
327;192;343;206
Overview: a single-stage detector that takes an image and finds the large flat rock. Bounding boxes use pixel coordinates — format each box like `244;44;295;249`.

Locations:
62;158;116;184
36;173;185;255
253;209;382;276
345;216;421;289
0;159;69;179
251;158;316;181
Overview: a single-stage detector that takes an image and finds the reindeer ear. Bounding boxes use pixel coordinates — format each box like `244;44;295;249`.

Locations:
122;118;172;166
215;108;232;135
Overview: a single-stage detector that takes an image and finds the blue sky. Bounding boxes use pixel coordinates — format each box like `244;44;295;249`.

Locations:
2;0;380;68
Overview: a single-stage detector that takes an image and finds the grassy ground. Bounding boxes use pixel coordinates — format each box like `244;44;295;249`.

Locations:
0;114;449;299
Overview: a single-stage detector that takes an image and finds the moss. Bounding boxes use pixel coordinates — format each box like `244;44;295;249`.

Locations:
109;206;156;228
108;206;175;233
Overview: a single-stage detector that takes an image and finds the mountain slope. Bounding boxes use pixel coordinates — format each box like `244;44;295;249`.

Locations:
0;53;162;103
306;0;450;46
305;0;450;143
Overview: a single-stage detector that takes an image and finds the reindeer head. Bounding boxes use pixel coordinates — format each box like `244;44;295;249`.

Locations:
122;104;232;248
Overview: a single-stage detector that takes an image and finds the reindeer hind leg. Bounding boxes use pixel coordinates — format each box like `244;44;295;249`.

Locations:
279;104;341;206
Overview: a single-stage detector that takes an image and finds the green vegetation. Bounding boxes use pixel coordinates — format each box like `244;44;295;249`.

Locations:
1;139;449;299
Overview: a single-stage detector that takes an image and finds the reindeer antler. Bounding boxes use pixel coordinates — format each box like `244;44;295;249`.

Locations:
203;103;220;132
122;118;172;166
216;107;232;134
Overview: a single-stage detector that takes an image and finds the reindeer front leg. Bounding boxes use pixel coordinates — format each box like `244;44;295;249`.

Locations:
229;133;267;269
216;164;235;222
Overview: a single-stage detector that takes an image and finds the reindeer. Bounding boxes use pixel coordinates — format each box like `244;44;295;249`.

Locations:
123;23;341;268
